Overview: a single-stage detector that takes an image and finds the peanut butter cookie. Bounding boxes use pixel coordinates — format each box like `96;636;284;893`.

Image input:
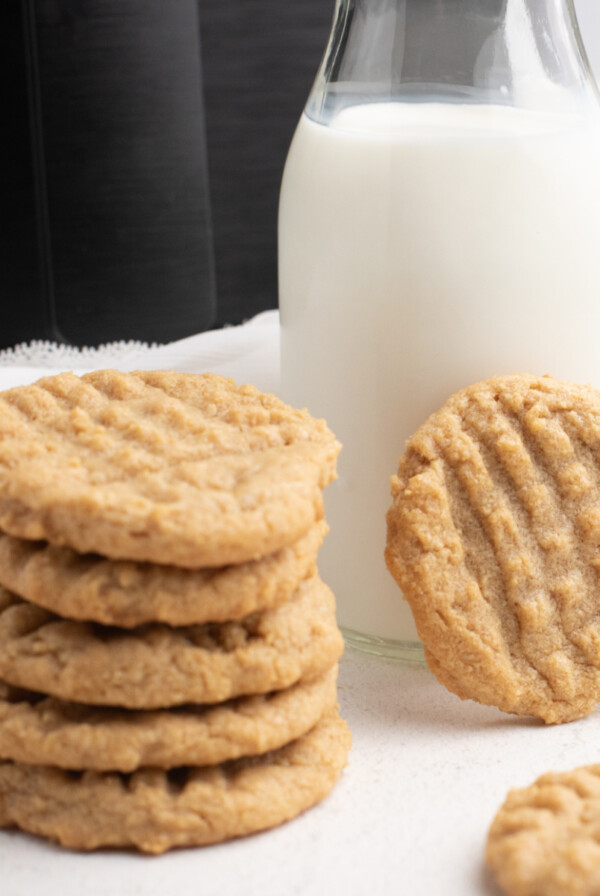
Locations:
0;708;351;853
0;667;338;771
386;374;600;724
0;370;340;567
0;576;343;708
0;521;327;627
487;763;600;896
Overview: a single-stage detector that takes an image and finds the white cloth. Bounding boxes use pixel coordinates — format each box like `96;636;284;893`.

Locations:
0;310;281;394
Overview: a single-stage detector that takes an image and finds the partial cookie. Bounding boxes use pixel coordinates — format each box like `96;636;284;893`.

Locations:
486;764;600;896
0;667;338;772
386;374;600;724
0;370;340;567
0;521;327;627
0;576;343;708
0;707;351;853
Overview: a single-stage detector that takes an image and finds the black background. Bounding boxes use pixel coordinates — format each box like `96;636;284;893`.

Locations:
3;0;332;347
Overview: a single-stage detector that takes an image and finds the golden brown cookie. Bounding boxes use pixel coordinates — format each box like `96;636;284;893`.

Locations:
0;370;340;567
0;521;327;627
486;764;600;896
386;374;600;724
0;576;344;708
0;707;351;853
0;667;338;772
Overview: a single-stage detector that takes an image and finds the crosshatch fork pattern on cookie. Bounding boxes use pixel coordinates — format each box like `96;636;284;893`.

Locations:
0;370;340;567
386;374;600;724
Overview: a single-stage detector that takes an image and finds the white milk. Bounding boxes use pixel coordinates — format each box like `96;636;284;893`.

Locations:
278;102;600;646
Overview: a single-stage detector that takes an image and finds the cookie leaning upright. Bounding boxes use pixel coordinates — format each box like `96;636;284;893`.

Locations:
0;370;340;566
385;374;600;724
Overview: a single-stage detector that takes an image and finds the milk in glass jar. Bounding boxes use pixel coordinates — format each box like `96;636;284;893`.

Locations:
279;0;600;659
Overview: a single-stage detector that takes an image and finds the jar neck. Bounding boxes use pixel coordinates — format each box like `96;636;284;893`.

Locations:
309;0;598;118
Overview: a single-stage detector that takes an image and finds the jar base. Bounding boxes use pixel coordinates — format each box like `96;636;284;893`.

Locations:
341;627;425;663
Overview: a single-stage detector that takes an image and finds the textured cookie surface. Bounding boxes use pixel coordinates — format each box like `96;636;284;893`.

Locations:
487;764;600;896
0;521;327;627
0;708;351;853
0;576;343;708
386;374;600;724
0;667;338;772
0;370;340;567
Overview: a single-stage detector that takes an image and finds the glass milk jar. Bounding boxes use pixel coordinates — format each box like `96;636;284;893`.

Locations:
278;0;600;659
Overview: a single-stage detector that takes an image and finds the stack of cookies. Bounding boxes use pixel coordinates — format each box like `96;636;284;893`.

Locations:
0;369;350;853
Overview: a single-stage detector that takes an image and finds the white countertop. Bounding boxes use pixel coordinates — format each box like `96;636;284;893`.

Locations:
5;644;600;896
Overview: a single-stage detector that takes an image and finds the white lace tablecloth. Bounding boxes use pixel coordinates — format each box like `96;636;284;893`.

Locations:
0;310;280;395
